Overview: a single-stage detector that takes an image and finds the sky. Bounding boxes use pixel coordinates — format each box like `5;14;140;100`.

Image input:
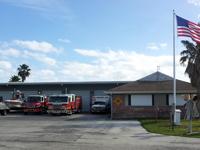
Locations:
0;0;200;83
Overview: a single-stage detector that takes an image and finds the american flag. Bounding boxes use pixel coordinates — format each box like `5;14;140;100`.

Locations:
176;15;200;43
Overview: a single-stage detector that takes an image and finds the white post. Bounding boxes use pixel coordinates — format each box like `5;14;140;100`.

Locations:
173;10;177;124
111;93;113;120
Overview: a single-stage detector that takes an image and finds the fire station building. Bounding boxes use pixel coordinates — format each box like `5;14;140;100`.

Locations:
0;81;127;112
106;72;196;119
0;71;196;115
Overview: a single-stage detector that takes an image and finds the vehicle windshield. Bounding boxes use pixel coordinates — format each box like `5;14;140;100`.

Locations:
93;101;106;105
49;96;68;103
27;97;42;103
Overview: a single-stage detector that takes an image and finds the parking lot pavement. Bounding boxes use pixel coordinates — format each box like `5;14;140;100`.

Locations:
0;113;200;150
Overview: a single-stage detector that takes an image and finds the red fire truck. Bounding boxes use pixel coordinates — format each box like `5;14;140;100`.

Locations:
23;95;48;114
47;94;82;115
74;96;82;113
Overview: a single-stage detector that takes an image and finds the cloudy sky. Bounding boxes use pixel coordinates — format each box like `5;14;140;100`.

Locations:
0;0;200;82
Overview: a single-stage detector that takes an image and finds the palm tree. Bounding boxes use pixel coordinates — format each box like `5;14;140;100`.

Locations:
17;64;31;82
180;40;200;88
9;75;21;82
180;40;200;114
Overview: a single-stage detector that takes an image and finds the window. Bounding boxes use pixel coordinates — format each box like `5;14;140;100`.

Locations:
131;95;152;106
128;95;131;106
72;95;75;102
125;95;132;106
153;94;168;106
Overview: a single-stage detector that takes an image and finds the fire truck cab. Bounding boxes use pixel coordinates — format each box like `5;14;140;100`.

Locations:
47;94;82;115
23;95;48;114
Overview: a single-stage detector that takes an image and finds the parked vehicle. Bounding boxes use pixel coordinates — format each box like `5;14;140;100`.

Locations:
23;95;48;115
47;94;72;115
74;96;82;113
4;90;24;110
47;94;82;115
91;96;110;113
0;98;9;116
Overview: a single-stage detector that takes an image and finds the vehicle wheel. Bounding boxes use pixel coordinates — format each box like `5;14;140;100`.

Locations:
43;109;48;114
50;113;55;116
1;110;7;116
24;112;28;115
68;110;72;115
37;111;42;115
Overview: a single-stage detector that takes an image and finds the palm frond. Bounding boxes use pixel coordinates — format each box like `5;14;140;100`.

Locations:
180;56;188;65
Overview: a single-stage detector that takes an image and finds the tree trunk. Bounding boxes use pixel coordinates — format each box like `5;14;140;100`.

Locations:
196;87;200;118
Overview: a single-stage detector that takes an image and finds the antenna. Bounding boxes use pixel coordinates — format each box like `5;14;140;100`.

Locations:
157;66;160;72
156;66;160;81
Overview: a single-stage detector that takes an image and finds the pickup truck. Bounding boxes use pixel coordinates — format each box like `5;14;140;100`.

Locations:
91;96;110;113
91;101;108;113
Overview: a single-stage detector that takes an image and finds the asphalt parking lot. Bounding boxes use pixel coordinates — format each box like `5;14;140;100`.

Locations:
0;113;200;150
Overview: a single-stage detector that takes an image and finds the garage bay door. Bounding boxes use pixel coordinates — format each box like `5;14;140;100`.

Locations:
70;90;90;112
0;91;13;100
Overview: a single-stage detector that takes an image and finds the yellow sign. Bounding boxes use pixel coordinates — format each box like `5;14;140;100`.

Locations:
113;96;122;106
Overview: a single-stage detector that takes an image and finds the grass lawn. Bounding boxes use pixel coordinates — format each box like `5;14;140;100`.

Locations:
139;119;200;138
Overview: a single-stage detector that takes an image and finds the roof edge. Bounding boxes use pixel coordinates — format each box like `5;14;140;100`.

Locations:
105;90;197;94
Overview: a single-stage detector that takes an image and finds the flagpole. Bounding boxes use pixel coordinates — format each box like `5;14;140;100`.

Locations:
173;10;177;124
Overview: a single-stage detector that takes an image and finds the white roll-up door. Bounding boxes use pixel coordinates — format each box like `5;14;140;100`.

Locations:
23;91;37;98
94;90;106;96
0;91;13;100
43;90;62;96
70;90;90;112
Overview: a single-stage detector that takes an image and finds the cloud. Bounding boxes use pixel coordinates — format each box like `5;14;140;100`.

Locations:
187;0;200;6
0;42;189;82
74;49;100;57
146;43;159;50
0;60;13;82
0;61;12;71
14;40;61;53
160;43;167;48
24;51;56;66
28;69;56;82
57;49;189;82
146;42;168;50
0;48;21;57
74;49;128;62
58;38;71;44
0;0;72;20
61;62;98;81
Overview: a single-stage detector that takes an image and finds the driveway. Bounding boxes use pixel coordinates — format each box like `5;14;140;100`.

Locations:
0;113;199;150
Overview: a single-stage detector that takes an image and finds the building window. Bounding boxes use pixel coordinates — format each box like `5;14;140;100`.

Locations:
131;95;152;106
153;94;168;106
128;95;131;106
125;94;131;106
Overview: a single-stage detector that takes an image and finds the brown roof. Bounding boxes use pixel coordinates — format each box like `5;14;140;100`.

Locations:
106;79;196;94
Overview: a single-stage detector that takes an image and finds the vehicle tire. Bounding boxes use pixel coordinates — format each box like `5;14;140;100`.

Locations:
24;112;28;115
1;110;7;116
43;109;48;114
68;109;72;115
38;111;42;115
50;113;55;116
